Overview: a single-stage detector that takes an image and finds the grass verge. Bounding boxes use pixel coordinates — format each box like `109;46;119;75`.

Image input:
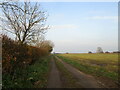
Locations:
3;56;51;88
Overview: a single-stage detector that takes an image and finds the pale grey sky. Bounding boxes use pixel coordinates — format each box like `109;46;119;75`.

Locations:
41;2;118;53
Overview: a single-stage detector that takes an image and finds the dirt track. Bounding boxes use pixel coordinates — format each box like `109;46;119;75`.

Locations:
55;56;101;88
47;57;62;88
47;56;101;88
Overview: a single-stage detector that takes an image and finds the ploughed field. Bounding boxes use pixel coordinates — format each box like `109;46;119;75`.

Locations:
56;53;118;85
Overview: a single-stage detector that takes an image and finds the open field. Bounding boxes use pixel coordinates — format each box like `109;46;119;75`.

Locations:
56;53;118;85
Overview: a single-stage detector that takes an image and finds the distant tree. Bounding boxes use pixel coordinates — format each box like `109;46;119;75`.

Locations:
88;51;92;53
113;51;120;53
96;47;103;53
105;51;110;53
0;1;48;44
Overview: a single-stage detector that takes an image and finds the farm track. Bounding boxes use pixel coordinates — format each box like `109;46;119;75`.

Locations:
47;56;102;88
47;57;62;88
55;56;101;88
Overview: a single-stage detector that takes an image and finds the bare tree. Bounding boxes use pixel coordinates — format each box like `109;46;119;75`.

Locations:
0;1;48;44
88;51;92;53
96;47;103;53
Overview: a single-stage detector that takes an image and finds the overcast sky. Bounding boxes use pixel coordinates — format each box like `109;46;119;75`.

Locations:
39;2;118;53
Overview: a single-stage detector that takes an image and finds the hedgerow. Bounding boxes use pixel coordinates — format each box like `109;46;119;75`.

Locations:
2;34;50;88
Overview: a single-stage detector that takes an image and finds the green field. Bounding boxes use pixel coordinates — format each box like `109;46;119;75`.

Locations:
56;53;118;82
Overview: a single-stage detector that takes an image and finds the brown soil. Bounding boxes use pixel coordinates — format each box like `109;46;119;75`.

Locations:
95;76;118;88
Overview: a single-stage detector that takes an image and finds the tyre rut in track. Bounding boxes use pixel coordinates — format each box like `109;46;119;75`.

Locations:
47;57;62;88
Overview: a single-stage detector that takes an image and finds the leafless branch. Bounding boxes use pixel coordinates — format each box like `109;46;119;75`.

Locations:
0;1;48;44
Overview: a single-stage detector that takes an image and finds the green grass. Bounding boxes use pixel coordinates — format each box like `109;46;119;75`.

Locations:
3;56;51;88
56;53;118;82
54;56;83;88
